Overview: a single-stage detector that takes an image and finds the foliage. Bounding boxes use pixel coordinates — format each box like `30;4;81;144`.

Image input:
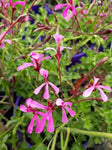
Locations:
0;0;112;149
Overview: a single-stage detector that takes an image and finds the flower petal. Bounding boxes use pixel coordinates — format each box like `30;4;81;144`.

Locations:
93;76;99;86
49;82;59;94
0;31;5;39
0;43;5;49
17;63;34;71
34;83;46;95
72;5;76;16
30;100;47;110
97;85;111;91
97;87;108;102
56;98;63;106
44;84;49;99
62;6;70;18
40;68;48;79
3;39;12;45
65;106;76;117
53;34;64;45
14;1;25;6
27;115;35;134
29;52;40;59
55;4;68;10
19;105;28;112
62;108;68;123
60;46;72;51
83;86;94;97
44;47;56;52
65;13;72;22
47;111;54;132
65;102;72;107
35;114;39;132
26;98;32;107
36;114;47;133
40;56;51;62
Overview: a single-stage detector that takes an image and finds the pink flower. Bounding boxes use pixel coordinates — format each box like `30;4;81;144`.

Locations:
19;98;45;134
34;68;59;99
83;76;111;102
9;0;25;8
56;98;76;123
17;52;51;72
100;10;107;17
104;35;108;40
24;15;31;22
53;34;64;46
36;101;55;133
0;31;12;49
55;0;76;21
79;2;88;15
44;33;72;53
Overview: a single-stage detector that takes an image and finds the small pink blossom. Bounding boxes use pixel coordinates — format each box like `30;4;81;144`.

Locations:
19;98;45;134
24;15;31;22
55;0;76;22
44;33;72;53
56;98;76;123
9;0;25;8
83;76;111;102
0;31;12;49
100;10;107;17
104;35;108;40
53;34;64;46
79;2;88;15
34;68;59;99
17;52;51;72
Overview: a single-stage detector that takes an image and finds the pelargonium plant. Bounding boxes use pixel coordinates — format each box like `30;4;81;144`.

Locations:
0;0;112;150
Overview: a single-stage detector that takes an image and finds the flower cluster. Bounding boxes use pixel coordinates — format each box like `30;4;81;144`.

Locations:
17;32;111;133
20;98;76;133
15;1;111;135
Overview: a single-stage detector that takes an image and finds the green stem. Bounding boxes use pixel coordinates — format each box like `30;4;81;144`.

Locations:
51;129;59;150
63;128;70;150
59;127;112;138
91;0;107;31
0;125;15;139
60;131;64;150
30;31;44;48
0;113;9;122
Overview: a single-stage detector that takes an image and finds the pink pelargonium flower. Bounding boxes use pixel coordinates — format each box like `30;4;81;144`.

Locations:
17;52;51;72
56;98;76;123
79;2;88;15
0;31;12;49
55;0;76;21
9;0;25;8
100;10;107;17
36;101;55;133
19;98;45;134
53;34;64;46
44;33;72;53
83;76;111;102
34;68;59;99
